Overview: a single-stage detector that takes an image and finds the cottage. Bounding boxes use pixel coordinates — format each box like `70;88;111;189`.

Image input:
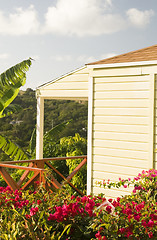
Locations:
36;44;157;198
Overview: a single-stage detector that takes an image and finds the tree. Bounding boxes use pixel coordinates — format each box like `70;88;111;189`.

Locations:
43;133;87;192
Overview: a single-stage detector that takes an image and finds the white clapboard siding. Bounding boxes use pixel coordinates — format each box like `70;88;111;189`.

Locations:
92;169;145;182
93;131;149;142
95;82;149;91
93;155;148;168
95;75;149;83
94;99;149;108
92;66;142;77
94;90;149;99
38;67;89;99
92;186;132;198
38;90;88;99
93;147;148;160
141;65;157;74
92;71;151;197
93;139;148;151
154;75;157;169
93;123;149;133
93;65;157;77
43;82;88;90
94;116;149;125
93;164;147;177
94;108;149;116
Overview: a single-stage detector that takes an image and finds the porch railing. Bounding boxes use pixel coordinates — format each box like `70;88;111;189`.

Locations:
0;156;87;196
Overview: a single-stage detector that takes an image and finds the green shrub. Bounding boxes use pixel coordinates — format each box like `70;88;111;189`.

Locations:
92;169;157;239
1;169;157;239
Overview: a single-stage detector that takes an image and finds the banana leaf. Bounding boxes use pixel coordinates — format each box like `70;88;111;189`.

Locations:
0;58;32;118
0;134;30;160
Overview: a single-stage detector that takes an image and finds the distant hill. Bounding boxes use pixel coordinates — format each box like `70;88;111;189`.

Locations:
0;88;88;161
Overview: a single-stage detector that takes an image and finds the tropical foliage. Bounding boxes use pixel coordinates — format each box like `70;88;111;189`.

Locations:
0;169;157;239
43;133;87;192
0;59;32;161
0;134;29;160
0;59;32;118
93;169;157;239
0;90;88;162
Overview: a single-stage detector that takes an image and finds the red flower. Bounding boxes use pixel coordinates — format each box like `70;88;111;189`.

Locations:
148;232;153;238
25;214;31;219
95;231;102;239
37;200;42;205
106;205;112;214
30;207;39;216
147;220;154;228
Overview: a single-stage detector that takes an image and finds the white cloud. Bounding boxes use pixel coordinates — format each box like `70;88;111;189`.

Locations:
0;53;9;59
126;8;154;28
77;52;116;64
43;0;126;36
0;5;39;35
0;2;154;37
31;55;40;61
50;55;72;62
77;55;96;63
100;52;116;59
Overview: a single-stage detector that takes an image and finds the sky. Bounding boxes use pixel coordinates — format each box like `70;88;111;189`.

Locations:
0;0;157;90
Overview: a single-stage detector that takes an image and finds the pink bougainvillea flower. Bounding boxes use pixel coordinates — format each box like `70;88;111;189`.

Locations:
30;207;39;216
37;200;42;205
95;231;102;239
106;205;112;214
148;232;153;238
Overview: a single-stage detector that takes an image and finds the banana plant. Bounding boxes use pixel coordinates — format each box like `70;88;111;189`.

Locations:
0;58;32;160
0;134;30;160
0;58;32;118
29;121;71;158
0;121;70;161
0;58;70;161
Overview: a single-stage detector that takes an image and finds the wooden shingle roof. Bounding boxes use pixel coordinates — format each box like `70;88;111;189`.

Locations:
87;44;157;65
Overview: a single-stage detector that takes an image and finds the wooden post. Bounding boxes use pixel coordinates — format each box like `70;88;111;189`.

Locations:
36;97;44;159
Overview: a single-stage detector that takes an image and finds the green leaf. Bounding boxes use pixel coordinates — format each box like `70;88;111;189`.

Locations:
0;134;30;160
29;127;36;155
44;121;71;142
0;104;23;118
58;224;72;240
0;58;32;118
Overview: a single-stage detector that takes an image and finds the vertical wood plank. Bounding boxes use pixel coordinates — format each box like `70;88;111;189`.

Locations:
36;97;44;159
149;74;155;169
87;75;93;195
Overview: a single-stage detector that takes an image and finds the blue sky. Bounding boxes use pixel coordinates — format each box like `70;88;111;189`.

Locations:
0;0;156;89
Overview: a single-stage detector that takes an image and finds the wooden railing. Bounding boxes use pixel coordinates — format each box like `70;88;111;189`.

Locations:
0;156;87;196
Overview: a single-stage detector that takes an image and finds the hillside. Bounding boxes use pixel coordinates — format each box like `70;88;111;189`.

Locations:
0;88;88;161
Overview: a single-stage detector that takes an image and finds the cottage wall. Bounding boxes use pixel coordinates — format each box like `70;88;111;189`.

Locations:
91;66;157;198
37;67;89;100
154;74;157;168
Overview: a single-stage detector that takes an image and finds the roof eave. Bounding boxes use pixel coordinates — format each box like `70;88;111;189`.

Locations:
86;60;157;69
36;65;86;90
